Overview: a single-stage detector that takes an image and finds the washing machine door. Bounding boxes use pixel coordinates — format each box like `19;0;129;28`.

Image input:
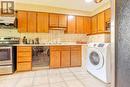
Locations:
88;48;104;70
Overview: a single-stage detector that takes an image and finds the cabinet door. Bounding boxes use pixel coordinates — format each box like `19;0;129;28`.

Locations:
49;14;59;27
92;15;98;34
61;51;70;67
50;51;61;68
67;16;76;33
59;14;67;28
83;17;92;34
71;51;81;67
76;16;84;34
17;11;27;33
27;12;37;32
17;62;32;71
98;12;105;32
105;8;111;22
37;12;48;33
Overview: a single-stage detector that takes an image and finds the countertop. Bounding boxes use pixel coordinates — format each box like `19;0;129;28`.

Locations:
13;42;87;46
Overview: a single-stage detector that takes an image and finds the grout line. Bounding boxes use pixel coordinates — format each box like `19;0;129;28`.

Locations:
47;69;51;87
32;71;36;87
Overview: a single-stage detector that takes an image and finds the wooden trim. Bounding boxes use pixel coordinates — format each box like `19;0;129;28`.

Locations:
87;31;110;36
92;8;111;17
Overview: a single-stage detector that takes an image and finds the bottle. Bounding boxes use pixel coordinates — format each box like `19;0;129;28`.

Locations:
23;36;27;44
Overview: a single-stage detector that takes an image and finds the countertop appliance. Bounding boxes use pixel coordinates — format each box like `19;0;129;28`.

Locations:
86;43;111;83
0;37;19;75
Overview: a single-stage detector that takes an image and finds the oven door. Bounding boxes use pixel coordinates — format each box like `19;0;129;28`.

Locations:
0;47;12;65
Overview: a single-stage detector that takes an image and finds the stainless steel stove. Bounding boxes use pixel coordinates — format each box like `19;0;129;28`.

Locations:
0;37;19;75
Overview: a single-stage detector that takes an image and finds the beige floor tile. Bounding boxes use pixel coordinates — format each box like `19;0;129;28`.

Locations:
16;77;33;87
50;82;67;87
59;68;70;73
61;72;76;81
33;84;50;87
49;75;63;83
35;70;48;77
33;76;49;85
20;71;35;78
65;80;84;87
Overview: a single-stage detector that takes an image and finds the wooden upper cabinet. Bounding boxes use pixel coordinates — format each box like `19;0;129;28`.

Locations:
27;12;37;32
76;16;84;34
37;12;48;33
105;8;111;22
97;12;105;32
92;15;98;34
83;17;92;35
49;14;67;28
49;14;59;27
59;14;67;28
67;16;76;33
17;11;27;33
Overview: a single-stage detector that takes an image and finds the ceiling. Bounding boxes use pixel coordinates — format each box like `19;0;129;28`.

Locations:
15;0;110;12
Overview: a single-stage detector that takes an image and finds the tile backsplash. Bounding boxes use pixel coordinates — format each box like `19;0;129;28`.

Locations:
0;29;110;43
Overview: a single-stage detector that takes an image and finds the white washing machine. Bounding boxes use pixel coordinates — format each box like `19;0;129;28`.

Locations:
86;43;111;83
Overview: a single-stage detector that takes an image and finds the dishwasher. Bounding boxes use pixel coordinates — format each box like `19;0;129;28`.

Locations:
32;46;50;70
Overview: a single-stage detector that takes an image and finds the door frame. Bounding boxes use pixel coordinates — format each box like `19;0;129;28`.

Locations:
111;0;115;87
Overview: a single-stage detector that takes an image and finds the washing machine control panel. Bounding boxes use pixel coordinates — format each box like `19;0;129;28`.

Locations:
98;44;105;47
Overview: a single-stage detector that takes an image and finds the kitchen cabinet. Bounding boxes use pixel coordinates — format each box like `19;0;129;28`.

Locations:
27;12;37;32
76;16;84;34
59;14;67;28
50;51;61;68
17;46;32;72
67;15;76;33
97;12;105;33
71;46;81;67
37;12;49;33
17;11;27;33
50;46;71;68
61;46;71;67
49;14;59;27
92;15;98;34
105;8;111;22
49;14;67;28
83;17;92;35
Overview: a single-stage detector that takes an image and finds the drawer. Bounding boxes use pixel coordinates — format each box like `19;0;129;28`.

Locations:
17;62;32;71
71;46;81;51
50;46;61;51
17;51;32;57
17;46;32;52
17;56;32;62
61;46;70;51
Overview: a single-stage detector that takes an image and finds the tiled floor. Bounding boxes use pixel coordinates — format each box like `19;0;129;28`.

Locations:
0;67;111;87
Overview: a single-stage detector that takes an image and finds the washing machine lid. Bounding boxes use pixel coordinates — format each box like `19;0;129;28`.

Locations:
88;47;104;70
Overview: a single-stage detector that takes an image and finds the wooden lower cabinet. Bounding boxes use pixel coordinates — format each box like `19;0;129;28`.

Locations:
71;46;81;67
61;51;70;67
17;62;32;71
50;46;81;68
17;46;32;72
50;51;61;68
71;51;81;67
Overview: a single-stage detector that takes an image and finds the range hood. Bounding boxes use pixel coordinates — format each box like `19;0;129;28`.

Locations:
0;17;16;25
0;17;17;29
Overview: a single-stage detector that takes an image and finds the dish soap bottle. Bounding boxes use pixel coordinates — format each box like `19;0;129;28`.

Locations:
23;36;27;44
